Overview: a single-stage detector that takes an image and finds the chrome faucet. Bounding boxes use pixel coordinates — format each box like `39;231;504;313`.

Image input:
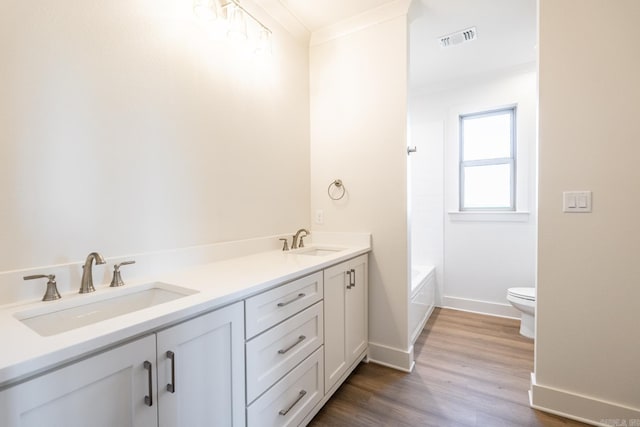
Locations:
291;229;310;250
80;252;106;293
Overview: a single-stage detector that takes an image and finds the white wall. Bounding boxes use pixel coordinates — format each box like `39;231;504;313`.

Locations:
0;0;310;274
408;119;443;300
533;0;640;422
310;7;411;369
409;67;537;315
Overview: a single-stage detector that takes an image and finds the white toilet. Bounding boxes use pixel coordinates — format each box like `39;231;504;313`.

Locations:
507;287;535;339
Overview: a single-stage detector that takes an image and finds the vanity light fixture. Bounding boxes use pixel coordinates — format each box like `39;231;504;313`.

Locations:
254;27;272;55
193;0;272;55
193;0;220;22
226;3;248;40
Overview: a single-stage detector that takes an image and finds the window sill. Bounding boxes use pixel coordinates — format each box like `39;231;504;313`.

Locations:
448;211;530;222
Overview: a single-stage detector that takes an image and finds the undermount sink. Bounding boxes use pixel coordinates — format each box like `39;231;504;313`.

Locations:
294;247;345;256
15;282;198;337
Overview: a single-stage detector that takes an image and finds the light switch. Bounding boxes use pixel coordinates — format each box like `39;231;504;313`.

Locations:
563;191;592;213
577;194;588;208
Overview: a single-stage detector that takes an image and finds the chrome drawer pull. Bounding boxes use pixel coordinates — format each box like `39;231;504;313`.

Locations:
279;390;307;416
346;270;352;289
278;335;306;354
350;269;356;287
166;351;176;393
143;361;153;407
277;293;305;307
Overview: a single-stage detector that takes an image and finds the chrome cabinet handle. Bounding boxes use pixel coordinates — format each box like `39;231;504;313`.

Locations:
166;351;176;393
279;390;307;416
350;269;356;288
278;335;306;354
277;293;305;307
346;270;352;289
143;361;153;407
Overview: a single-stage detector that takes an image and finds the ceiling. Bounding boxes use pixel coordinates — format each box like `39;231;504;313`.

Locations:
268;0;536;91
277;0;396;32
409;0;537;91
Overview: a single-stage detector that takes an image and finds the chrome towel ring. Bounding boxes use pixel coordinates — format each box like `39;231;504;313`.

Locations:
327;179;346;200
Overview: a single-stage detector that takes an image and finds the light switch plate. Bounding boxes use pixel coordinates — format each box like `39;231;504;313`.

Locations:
563;191;592;213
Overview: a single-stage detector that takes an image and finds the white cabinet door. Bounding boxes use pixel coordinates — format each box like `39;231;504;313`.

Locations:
323;261;348;393
345;255;368;365
323;254;368;393
156;301;245;427
0;335;158;427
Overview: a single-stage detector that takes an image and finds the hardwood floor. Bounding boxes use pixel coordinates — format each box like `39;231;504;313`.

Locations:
309;308;589;427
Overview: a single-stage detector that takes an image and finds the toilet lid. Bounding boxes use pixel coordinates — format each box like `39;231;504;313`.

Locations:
508;287;535;301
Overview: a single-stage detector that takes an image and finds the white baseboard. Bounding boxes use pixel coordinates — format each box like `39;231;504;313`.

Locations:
367;341;413;372
530;373;640;426
442;296;520;318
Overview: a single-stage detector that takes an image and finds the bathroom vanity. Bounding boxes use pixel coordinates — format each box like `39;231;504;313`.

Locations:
0;236;370;427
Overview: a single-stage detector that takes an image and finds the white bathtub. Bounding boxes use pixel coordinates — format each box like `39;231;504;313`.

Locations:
411;265;434;294
410;265;435;345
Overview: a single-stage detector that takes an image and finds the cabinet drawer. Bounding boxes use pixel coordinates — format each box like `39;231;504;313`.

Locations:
245;272;323;339
247;347;324;427
246;302;323;403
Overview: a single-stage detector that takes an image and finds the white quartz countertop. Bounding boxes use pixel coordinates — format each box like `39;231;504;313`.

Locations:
0;243;370;387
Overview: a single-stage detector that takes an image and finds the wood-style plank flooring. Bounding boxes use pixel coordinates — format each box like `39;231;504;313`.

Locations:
309;308;588;427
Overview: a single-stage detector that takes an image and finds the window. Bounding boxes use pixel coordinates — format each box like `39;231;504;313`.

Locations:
459;107;516;211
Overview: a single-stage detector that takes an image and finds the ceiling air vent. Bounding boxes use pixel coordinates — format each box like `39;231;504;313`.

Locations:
439;27;477;48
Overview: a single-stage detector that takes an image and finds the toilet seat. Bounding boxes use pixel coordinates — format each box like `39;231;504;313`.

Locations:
508;287;535;301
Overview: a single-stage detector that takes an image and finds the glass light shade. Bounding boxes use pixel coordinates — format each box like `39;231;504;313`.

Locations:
193;0;218;22
254;28;272;55
227;4;247;40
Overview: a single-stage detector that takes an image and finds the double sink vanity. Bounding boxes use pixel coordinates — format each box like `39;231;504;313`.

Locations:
0;233;370;427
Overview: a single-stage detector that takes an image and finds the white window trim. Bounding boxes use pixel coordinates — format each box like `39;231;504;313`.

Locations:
448;211;530;222
459;106;517;211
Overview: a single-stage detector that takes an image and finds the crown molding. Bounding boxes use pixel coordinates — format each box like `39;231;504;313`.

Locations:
310;0;410;47
251;0;311;44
